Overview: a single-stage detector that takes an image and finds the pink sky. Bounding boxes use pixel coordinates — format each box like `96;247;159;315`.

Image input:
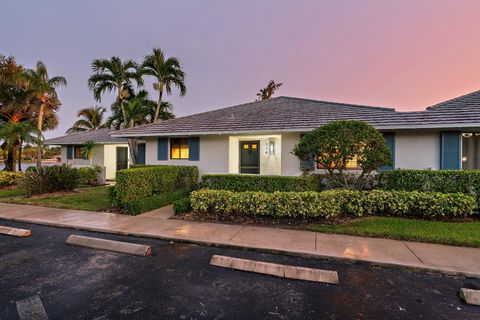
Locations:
1;0;480;137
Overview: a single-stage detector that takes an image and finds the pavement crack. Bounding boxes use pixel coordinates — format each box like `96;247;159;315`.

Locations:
228;226;244;241
402;241;424;264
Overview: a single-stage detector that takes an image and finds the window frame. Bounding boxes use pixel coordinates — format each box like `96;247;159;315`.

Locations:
170;138;189;160
316;155;361;170
73;145;87;160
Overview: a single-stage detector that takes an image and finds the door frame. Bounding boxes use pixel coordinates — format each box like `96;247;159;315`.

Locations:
239;140;260;174
116;146;129;171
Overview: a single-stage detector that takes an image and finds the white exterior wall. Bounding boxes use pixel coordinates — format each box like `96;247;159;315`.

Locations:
144;136;229;176
395;131;440;169
281;132;302;175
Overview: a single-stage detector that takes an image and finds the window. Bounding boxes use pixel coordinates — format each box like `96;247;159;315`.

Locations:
73;146;87;159
316;155;360;170
462;132;480;169
170;138;189;159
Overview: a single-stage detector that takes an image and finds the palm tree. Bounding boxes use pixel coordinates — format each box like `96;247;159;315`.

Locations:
26;61;67;167
67;106;107;133
0;120;38;171
88;57;143;126
141;48;186;123
81;140;96;166
256;80;283;101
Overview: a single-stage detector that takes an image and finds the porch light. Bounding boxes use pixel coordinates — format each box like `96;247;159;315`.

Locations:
269;141;275;155
463;133;473;138
462;156;468;162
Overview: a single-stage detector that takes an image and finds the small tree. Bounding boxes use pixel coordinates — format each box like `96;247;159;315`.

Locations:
292;120;392;189
81;140;97;166
256;80;283;101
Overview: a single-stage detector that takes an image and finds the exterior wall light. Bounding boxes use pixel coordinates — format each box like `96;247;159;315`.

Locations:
269;141;275;155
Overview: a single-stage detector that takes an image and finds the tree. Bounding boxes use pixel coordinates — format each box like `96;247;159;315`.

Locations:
26;61;67;167
292;120;392;189
0;120;38;171
141;48;186;123
256;80;283;101
67;106;107;133
88;57;143;126
81;140;96;166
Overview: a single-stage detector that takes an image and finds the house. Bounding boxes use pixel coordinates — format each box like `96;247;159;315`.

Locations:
44;128;134;180
108;90;480;176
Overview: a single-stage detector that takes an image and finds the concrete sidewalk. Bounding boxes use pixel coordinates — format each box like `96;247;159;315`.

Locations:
0;202;479;278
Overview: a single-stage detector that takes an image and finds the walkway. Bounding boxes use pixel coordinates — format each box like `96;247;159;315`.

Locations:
0;203;479;278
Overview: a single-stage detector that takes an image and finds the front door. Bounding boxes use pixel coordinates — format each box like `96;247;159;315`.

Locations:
116;147;129;171
240;141;260;174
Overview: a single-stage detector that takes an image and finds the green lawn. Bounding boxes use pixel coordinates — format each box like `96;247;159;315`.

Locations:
308;216;480;247
0;186;111;212
0;188;27;198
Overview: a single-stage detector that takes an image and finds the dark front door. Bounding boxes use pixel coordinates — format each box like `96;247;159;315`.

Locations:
116;147;129;171
240;141;260;174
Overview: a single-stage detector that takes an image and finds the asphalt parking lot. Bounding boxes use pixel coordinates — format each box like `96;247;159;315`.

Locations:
0;220;479;320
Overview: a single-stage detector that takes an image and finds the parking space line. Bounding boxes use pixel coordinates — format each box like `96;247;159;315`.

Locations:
65;235;152;256
210;255;339;284
16;295;48;320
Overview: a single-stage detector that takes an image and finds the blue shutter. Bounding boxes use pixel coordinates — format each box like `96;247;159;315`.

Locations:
440;132;461;169
188;137;200;161
136;143;146;165
67;145;73;160
380;132;395;171
299;134;315;171
157;138;168;160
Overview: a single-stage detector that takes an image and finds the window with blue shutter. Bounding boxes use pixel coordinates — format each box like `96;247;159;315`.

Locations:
157;137;168;160
188;137;200;161
136;143;146;165
67;145;73;160
379;132;395;171
440;132;461;169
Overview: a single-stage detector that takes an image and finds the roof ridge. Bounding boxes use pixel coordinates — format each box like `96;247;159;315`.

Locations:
426;89;480;110
275;96;396;112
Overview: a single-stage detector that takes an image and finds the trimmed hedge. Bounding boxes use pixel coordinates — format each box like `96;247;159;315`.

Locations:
173;196;192;214
0;171;23;187
378;170;480;204
121;190;189;215
200;174;323;192
190;189;477;219
114;165;198;204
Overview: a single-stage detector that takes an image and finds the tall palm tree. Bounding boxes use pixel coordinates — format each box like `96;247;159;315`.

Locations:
141;48;186;123
88;57;143;126
26;61;67;167
0;120;38;171
67;106;107;133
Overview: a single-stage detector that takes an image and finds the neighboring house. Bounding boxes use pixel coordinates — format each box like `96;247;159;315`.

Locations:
44;128;138;180
106;90;480;176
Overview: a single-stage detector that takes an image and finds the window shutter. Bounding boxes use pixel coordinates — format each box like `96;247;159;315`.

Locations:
440;132;461;169
379;132;395;171
157;137;168;160
67;145;73;160
136;143;146;165
188;137;200;161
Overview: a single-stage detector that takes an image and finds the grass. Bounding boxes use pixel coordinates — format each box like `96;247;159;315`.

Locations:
307;216;480;247
0;188;27;198
0;186;111;212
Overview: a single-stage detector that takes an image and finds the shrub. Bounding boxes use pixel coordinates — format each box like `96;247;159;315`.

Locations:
190;189;476;219
0;171;23;187
19;164;79;195
378;170;480;205
200;174;323;192
113;165;199;204
123;190;189;215
77;166;100;186
173;196;192;214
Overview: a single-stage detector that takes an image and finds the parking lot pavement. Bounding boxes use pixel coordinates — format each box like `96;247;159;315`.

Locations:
0;220;479;320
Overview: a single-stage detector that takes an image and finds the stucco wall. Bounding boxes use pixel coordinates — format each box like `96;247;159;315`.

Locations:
394;131;440;169
281;132;302;176
144;136;229;175
228;135;281;175
61;145;104;167
103;144;129;179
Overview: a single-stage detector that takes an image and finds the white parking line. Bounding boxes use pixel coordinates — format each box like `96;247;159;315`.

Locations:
16;295;49;320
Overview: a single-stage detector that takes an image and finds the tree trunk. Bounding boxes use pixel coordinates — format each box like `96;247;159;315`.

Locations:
5;145;15;171
127;138;137;165
154;84;164;123
36;99;45;167
18;138;23;172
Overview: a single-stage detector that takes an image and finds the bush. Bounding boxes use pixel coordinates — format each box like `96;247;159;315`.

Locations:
0;171;23;187
113;165;199;204
123;190;189;215
173;196;192;214
77;166;100;186
200;174;323;192
19;164;79;195
378;170;480;204
190;189;477;219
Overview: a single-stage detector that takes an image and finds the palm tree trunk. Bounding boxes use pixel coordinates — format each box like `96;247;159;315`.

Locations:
36;100;45;167
154;84;164;123
127;138;137;165
18;138;23;172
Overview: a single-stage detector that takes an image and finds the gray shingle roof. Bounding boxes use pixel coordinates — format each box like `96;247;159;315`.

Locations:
109;92;480;137
44;128;128;145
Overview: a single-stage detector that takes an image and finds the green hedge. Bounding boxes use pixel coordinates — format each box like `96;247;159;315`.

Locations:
122;190;189;215
200;174;323;192
173;196;192;214
190;189;477;219
114;165;199;204
378;170;480;204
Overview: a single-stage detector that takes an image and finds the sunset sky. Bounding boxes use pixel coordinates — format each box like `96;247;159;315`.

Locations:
2;0;480;137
